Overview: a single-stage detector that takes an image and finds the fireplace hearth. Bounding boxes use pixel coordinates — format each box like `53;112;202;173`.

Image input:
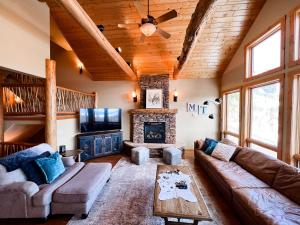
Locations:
144;122;165;143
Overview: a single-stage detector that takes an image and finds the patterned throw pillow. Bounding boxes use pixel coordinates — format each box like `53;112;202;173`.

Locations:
203;138;218;155
211;143;236;162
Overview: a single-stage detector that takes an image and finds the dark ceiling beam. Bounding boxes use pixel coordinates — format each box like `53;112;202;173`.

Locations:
173;0;217;79
54;0;137;80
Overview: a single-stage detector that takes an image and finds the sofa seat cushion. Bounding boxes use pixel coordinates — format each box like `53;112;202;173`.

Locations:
209;159;269;189
33;162;85;206
53;163;112;203
233;188;300;225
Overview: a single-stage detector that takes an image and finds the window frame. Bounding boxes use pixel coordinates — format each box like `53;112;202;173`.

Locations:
221;87;242;145
244;75;284;159
245;18;285;81
289;5;300;67
286;70;300;165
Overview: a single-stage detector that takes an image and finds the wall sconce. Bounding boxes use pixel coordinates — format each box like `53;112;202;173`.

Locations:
97;24;104;32
203;98;222;105
173;90;178;102
132;91;137;102
115;47;122;53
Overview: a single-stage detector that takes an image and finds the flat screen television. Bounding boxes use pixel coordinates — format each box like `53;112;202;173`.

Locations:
80;108;122;133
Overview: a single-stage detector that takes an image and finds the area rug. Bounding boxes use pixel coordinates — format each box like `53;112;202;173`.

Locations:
67;158;221;225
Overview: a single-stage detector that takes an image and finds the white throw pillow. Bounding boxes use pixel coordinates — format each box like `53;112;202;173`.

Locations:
0;168;27;185
211;143;236;162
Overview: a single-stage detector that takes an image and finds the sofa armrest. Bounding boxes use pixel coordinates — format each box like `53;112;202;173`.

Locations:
0;181;39;197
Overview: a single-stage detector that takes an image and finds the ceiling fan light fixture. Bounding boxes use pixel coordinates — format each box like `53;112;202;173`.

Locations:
140;23;156;36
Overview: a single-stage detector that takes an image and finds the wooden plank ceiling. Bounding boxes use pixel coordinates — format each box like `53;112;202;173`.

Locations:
48;0;266;80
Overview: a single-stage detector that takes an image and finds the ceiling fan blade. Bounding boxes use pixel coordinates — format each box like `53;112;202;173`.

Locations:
139;33;146;43
156;28;171;39
133;0;147;18
117;23;140;29
155;10;177;24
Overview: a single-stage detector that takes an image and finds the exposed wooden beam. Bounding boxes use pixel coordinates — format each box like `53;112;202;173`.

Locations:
54;0;137;80
45;59;57;150
173;0;217;79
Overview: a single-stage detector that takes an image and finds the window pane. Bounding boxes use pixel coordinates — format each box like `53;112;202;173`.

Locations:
252;30;281;76
250;143;277;158
226;92;240;133
250;82;280;146
225;134;239;145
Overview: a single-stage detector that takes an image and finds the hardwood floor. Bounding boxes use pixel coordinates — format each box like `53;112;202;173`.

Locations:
0;150;240;225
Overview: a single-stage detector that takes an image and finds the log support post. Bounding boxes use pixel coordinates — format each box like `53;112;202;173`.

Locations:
45;59;57;150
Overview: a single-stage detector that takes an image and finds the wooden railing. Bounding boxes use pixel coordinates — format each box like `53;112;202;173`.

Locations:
3;84;96;116
3;84;46;115
56;86;96;114
0;142;36;157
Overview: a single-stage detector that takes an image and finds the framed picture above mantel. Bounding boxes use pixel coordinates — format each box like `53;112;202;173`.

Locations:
146;89;163;109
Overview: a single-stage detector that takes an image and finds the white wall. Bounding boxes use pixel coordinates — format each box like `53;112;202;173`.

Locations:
52;43;220;149
0;0;50;78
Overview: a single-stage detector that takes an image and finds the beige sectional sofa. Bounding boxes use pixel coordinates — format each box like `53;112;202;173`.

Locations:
0;144;111;219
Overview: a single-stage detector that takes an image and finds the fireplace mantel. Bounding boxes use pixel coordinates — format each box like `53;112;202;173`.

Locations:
129;109;178;114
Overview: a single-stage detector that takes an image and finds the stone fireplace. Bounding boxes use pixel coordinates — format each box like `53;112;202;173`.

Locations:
144;122;165;143
128;74;178;150
130;109;177;144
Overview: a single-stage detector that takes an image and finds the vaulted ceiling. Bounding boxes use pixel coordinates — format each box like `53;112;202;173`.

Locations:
47;0;266;80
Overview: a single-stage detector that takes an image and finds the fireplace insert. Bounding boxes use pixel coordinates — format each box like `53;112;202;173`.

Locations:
144;122;166;143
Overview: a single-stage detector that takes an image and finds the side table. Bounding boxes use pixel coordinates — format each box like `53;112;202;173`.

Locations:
61;149;83;162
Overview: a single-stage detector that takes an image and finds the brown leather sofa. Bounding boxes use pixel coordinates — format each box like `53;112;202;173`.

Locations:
194;144;300;225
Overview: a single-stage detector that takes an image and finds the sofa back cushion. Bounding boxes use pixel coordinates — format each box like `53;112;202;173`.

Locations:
234;147;285;186
272;164;300;205
0;168;27;185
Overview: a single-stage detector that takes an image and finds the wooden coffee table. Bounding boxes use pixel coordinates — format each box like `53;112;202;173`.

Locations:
154;165;212;225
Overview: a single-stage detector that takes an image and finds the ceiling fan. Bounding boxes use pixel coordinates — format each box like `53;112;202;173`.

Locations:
117;0;177;42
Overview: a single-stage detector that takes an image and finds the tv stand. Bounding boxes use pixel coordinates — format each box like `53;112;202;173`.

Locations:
77;130;123;161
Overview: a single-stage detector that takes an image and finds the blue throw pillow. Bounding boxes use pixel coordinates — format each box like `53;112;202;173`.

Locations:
35;152;65;184
202;138;218;155
0;149;39;172
20;151;51;185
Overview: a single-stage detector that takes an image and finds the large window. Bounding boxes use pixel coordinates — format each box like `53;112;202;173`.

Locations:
246;80;282;158
222;90;241;145
246;21;284;79
289;74;300;165
290;6;300;65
